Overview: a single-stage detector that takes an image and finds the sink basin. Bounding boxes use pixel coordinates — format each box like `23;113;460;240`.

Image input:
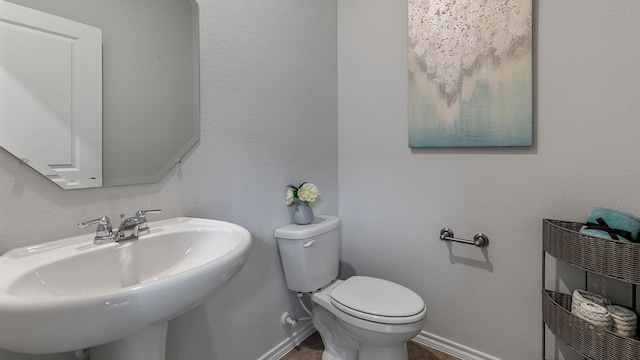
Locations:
0;217;252;355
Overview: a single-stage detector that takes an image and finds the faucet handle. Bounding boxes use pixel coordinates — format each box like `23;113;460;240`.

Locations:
78;216;111;229
134;209;161;236
78;216;115;244
135;209;162;217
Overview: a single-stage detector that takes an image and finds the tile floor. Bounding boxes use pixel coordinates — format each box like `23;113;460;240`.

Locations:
280;332;460;360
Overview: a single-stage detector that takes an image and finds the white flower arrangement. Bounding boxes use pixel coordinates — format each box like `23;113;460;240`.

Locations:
286;182;320;206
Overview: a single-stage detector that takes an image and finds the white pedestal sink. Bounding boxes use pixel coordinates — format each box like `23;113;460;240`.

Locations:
0;217;252;359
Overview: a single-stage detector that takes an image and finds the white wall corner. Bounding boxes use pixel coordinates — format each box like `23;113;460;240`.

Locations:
413;330;502;360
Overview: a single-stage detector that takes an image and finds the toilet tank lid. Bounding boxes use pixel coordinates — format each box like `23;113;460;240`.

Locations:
274;215;341;239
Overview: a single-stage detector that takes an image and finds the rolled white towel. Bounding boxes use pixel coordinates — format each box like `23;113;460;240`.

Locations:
571;289;610;315
575;301;613;329
606;305;637;338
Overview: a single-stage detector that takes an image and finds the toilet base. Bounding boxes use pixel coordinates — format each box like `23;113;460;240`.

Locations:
311;300;419;360
313;305;358;360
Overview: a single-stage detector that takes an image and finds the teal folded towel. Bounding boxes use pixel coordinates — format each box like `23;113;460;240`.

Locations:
579;207;640;243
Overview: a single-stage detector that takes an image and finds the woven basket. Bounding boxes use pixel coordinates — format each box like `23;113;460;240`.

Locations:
543;290;640;360
543;219;640;285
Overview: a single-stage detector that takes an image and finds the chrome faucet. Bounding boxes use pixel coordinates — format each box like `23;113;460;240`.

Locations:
79;209;162;244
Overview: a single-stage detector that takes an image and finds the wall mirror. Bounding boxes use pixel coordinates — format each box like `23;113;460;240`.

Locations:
0;0;200;189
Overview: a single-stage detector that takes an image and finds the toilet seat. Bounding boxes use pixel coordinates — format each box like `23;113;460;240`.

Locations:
329;276;426;325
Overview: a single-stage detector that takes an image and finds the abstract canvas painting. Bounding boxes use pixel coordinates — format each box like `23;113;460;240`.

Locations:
408;0;532;147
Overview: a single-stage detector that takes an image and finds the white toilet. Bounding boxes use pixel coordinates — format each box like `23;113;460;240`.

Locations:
275;215;426;360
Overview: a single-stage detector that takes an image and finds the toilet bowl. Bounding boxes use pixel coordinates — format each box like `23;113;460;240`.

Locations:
311;278;426;360
275;216;426;360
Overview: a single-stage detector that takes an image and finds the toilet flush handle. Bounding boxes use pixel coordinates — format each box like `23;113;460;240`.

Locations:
303;240;316;248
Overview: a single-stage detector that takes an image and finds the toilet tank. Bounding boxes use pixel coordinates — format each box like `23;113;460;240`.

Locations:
274;215;341;292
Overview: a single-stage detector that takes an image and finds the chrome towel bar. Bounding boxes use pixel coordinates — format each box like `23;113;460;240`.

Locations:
440;228;489;247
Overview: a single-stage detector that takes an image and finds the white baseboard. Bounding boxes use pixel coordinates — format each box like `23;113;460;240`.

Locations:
413;330;501;360
257;322;316;360
257;325;500;360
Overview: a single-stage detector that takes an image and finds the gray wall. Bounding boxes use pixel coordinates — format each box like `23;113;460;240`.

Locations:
338;1;639;359
0;0;337;359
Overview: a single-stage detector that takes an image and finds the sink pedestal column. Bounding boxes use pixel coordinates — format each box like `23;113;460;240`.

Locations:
90;322;168;360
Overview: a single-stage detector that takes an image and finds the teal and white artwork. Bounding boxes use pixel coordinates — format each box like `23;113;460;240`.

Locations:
408;0;532;147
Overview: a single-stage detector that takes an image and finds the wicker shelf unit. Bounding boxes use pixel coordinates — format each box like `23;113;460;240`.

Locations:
542;219;639;360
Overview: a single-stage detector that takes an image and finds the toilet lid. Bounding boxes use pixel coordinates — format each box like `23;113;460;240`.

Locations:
330;276;425;324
